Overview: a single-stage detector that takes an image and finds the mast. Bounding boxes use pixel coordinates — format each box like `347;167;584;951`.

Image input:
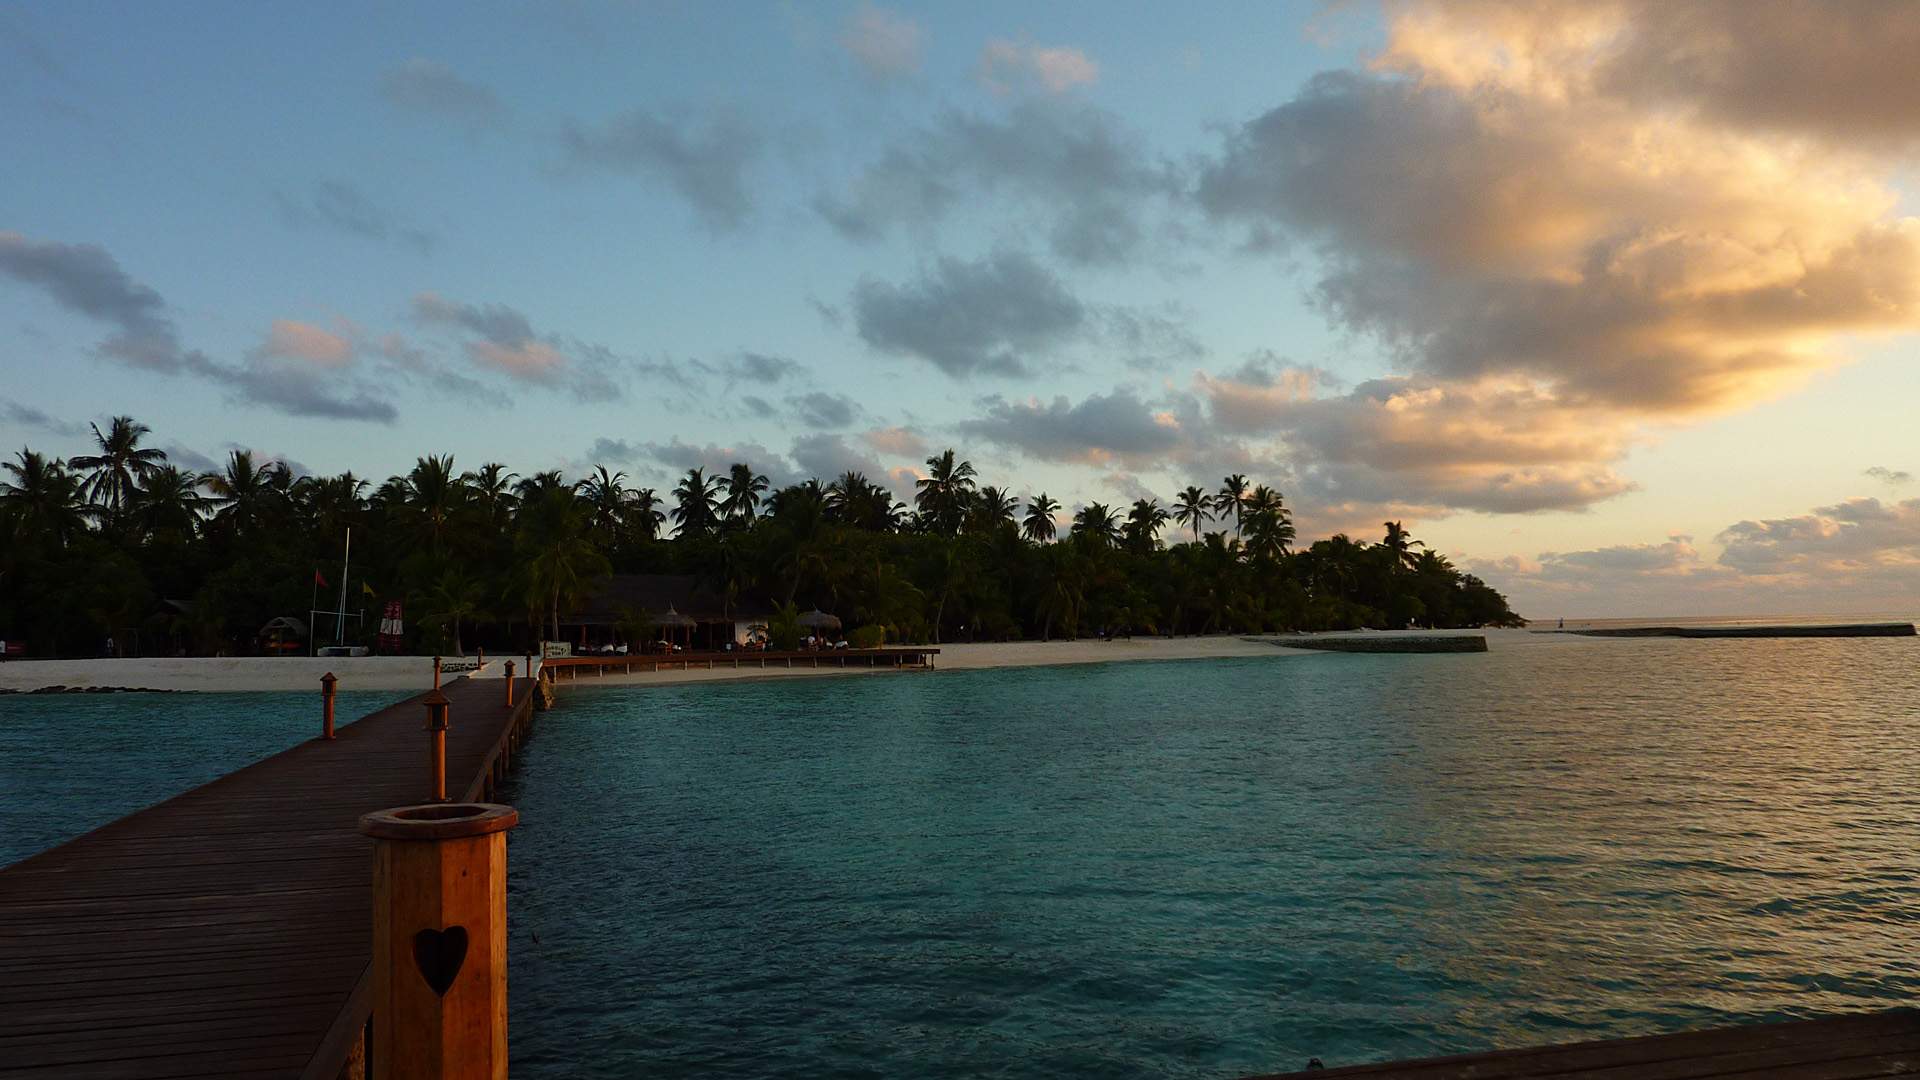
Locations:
336;527;352;645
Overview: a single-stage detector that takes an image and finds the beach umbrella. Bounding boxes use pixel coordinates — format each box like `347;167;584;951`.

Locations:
796;609;842;630
647;606;697;650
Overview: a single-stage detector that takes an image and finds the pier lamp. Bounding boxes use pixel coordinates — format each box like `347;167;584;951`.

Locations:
423;687;451;803
504;660;515;707
320;672;338;740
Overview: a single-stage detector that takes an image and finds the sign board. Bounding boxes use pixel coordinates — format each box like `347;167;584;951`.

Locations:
540;641;572;658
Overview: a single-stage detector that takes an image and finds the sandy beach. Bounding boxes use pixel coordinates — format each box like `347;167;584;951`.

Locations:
0;637;1299;694
0;655;481;693
504;636;1301;691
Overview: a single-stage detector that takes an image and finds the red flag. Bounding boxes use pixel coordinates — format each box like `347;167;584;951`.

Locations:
315;570;329;587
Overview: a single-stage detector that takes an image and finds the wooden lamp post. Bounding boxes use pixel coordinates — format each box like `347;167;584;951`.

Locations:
503;660;515;707
423;687;450;803
358;802;518;1080
320;672;338;740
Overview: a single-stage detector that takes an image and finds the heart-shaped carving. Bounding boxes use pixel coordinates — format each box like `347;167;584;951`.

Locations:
413;926;468;995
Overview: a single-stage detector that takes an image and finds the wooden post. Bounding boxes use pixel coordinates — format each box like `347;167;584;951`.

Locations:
504;661;515;707
433;655;443;689
359;803;518;1080
321;672;338;740
423;687;450;803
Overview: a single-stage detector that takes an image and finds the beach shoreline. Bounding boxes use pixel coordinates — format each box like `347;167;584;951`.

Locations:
0;637;1306;694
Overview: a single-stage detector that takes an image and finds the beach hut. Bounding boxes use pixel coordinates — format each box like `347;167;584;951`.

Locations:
797;609;842;647
647;606;697;652
259;616;307;655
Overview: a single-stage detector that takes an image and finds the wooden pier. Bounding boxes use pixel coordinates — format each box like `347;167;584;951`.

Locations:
1249;1007;1920;1080
538;645;939;679
0;666;538;1078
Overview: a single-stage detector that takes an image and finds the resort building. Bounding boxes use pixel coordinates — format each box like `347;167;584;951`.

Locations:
560;574;771;652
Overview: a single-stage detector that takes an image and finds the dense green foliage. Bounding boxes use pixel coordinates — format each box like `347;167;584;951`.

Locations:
0;418;1522;657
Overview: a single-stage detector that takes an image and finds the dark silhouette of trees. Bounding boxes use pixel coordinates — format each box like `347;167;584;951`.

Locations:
0;424;1523;656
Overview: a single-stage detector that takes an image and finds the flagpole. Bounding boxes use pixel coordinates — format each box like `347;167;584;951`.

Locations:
336;527;352;646
310;573;320;656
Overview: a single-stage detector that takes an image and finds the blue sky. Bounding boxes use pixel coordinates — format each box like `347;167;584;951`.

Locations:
5;1;1920;617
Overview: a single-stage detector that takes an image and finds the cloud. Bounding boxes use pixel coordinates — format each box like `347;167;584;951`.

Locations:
617;437;795;489
863;426;926;459
960;388;1184;466
159;442;218;474
1179;2;1920;519
0;232;186;371
1194;367;1638;514
1580;0;1920;146
726;352;802;384
816;103;1174;265
851;250;1084;377
841;4;922;84
380;58;507;131
976;40;1099;98
0;400;82;437
561;105;761;231
787;391;858;429
276;180;435;252
1716;498;1920;578
1865;466;1912;486
411;292;619;399
224;319;396;422
790;433;918;496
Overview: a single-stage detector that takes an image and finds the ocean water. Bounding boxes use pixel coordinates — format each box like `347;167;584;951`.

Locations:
498;632;1920;1079
0;688;408;865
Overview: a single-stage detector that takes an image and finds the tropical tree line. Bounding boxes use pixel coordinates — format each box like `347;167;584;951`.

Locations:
0;417;1522;657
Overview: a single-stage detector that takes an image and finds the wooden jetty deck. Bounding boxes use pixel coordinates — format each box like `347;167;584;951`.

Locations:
1249;1008;1920;1080
540;645;939;679
0;667;538;1079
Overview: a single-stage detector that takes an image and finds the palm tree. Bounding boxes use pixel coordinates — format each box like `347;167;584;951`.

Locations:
718;462;769;527
629;487;666;540
1023;493;1060;542
420;566;490;657
670;467;720;537
966;486;1018;533
1215;474;1250;536
1381;520;1425;572
1;449;91;545
914;450;977;535
1071;502;1120;547
1122;498;1169;553
70;416;165;524
1173;485;1212;543
1243;485;1295;561
826;471;899;532
131;464;207;538
462;463;519;529
514;484;609;642
388;455;469;557
580;466;630;536
202;450;287;537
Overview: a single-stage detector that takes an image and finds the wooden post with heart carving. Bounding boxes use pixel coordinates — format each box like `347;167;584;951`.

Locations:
359;803;518;1080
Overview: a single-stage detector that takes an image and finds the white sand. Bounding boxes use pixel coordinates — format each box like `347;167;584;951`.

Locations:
0;655;496;693
0;637;1302;694
548;635;1296;691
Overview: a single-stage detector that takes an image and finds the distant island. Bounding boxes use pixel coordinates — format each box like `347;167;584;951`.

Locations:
0;416;1522;659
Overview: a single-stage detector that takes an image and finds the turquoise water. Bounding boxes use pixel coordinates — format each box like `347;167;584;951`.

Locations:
0;689;408;864
499;633;1920;1078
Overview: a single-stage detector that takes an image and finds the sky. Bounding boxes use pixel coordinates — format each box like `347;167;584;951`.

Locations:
4;0;1920;619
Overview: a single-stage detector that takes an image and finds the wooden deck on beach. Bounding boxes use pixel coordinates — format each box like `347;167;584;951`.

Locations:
540;645;939;679
1249;1008;1920;1080
0;668;537;1079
